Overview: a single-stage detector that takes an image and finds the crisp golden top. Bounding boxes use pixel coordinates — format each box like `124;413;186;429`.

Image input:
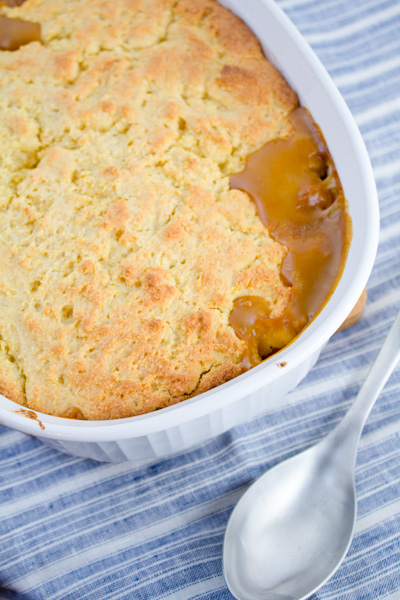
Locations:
0;0;298;419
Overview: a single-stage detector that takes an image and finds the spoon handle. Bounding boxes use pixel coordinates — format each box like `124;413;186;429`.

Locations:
332;306;400;451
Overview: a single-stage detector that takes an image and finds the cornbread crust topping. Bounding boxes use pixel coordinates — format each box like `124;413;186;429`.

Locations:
1;0;307;419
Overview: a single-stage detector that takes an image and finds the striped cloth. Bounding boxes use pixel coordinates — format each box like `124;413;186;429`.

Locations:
1;0;400;598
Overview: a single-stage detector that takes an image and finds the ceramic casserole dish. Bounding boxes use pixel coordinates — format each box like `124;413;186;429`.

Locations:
0;0;379;463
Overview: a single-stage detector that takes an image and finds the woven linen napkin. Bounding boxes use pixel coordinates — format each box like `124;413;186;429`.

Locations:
1;0;400;598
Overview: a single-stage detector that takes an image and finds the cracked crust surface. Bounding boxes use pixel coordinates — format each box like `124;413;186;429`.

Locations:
0;0;298;419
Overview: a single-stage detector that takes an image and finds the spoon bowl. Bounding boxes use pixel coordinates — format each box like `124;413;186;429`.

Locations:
223;307;400;600
223;438;356;600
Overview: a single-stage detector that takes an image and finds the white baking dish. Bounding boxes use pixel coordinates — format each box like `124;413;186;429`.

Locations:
0;0;379;463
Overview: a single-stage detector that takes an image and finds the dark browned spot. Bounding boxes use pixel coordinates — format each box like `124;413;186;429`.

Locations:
14;408;45;430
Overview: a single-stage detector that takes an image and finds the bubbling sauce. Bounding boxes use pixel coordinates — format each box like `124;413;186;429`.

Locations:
0;15;41;51
229;107;351;368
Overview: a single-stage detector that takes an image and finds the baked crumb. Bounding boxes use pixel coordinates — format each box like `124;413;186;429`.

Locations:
14;408;45;430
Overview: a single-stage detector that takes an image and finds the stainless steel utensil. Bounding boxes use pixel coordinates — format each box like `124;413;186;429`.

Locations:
223;307;400;600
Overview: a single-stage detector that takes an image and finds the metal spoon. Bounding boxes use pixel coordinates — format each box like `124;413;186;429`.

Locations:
223;307;400;600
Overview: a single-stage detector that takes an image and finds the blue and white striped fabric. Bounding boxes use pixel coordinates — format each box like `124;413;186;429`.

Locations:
1;0;400;598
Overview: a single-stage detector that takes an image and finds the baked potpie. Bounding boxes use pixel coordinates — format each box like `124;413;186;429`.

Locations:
0;0;350;419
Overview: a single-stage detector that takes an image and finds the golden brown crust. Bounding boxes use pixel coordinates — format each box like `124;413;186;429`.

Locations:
0;0;298;419
0;338;26;404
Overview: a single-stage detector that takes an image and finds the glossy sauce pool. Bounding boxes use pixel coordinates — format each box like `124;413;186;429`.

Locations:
0;0;41;51
229;107;351;368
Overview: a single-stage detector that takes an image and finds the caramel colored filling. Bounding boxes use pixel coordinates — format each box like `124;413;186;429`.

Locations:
229;107;351;367
60;407;85;420
0;0;27;6
0;15;41;51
